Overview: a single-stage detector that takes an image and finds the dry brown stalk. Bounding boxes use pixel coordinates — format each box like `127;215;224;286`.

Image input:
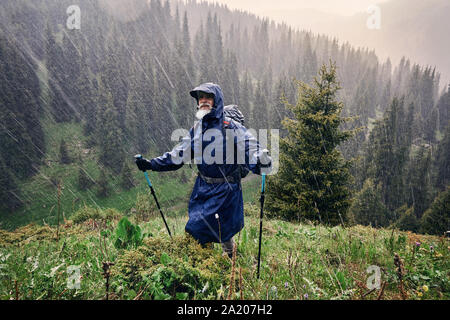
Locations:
362;288;376;298
377;281;387;300
239;267;243;300
56;182;61;241
394;253;407;299
226;243;237;300
15;280;18;300
102;261;115;300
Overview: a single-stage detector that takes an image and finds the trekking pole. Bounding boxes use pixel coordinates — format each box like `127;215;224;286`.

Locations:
134;155;172;239
256;172;266;279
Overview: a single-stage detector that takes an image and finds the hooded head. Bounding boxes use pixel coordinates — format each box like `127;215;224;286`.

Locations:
190;83;224;122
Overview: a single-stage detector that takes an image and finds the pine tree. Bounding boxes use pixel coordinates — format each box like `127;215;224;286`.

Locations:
0;157;23;212
59;138;71;164
251;80;269;130
349;179;391;228
78;165;94;191
239;71;253;126
96;168;111;198
433;124;450;191
405;145;432;219
365;98;410;211
436;84;449;133
270;77;288;132
0;33;45;180
46;23;73;123
120;162;135;190
78;61;97;136
266;63;353;225
420;187;450;235
394;205;419;233
96;79;125;174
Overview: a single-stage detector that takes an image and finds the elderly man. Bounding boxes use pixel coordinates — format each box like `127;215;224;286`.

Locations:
135;82;271;257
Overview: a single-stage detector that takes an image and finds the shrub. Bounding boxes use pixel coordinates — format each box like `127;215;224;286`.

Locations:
420;187;450;235
71;205;121;224
71;205;102;224
110;234;231;300
393;205;419;232
134;192;157;222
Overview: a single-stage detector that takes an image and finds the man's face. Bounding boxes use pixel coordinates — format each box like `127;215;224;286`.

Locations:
198;91;214;111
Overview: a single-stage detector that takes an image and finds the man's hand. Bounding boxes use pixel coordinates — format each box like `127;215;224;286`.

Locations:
258;149;271;167
256;149;272;174
135;155;153;172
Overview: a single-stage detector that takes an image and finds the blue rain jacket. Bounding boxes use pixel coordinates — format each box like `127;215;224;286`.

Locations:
149;83;269;244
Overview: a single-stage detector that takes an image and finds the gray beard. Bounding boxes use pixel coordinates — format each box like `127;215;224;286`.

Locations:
195;108;211;120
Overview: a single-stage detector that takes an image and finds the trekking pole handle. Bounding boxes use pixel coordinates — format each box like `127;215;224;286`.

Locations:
135;154;153;187
261;173;266;193
144;172;152;188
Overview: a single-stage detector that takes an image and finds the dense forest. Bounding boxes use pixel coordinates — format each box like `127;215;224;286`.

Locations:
0;0;448;234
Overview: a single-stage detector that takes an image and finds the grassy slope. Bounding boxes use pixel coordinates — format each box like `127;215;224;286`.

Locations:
0;118;198;230
0;203;448;300
0;107;447;300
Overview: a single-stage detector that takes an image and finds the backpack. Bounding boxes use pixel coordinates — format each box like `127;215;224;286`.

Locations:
223;105;250;179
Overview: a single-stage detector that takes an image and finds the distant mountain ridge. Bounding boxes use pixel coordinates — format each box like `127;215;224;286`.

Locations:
228;0;450;88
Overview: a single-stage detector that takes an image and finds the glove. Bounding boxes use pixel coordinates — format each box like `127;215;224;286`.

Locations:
256;149;272;175
258;149;271;167
135;156;153;172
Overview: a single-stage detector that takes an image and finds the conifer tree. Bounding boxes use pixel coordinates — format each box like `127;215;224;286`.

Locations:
96;79;125;174
405;145;432;219
436;84;449;132
394;205;419;233
239;71;253;126
266;63;353;225
59;138;71;164
120;162;135;190
96;168;111;198
0;157;23;212
365;98;410;211
349;179;391;228
433;124;450;191
78;165;94;191
420;187;450;235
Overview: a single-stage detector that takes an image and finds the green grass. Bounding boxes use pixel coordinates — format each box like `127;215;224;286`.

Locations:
1;204;448;300
2;120;447;300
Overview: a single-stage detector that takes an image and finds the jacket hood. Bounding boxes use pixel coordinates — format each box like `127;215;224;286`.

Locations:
190;82;224;121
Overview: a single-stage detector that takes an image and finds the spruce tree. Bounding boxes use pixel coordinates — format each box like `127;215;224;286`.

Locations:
266;63;353;225
120;162;135;190
96;168;111;198
349;179;391;228
59;139;71;164
0;157;23;212
96;79;125;174
78;165;94;191
405;145;432;219
420;187;450;236
365;98;410;211
433;124;450;191
436;84;449;133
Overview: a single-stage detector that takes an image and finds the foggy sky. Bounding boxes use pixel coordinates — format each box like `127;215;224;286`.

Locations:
201;0;391;17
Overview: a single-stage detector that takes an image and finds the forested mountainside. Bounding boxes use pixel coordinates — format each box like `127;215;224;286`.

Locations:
0;0;448;234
